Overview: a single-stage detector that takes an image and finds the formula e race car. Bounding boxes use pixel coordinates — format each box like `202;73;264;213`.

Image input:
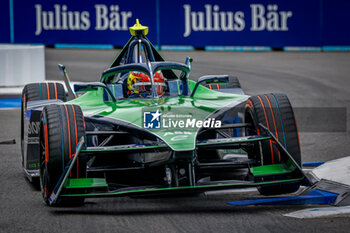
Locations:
21;20;311;206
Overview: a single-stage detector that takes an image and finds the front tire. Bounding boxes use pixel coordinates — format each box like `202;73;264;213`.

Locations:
245;93;301;195
40;104;86;206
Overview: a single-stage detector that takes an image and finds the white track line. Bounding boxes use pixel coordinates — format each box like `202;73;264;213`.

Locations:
311;156;350;186
284;206;350;219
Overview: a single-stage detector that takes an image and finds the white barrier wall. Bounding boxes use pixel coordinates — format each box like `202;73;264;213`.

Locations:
0;45;45;86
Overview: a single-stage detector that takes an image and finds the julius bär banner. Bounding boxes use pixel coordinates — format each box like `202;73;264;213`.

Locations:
0;0;10;43
13;0;157;44
3;0;350;46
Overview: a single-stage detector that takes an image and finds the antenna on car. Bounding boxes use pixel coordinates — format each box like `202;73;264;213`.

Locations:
129;19;149;37
58;64;77;100
130;19;149;63
185;56;193;77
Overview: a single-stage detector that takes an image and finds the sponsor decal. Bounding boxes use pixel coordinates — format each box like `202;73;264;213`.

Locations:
183;4;293;37
27;137;39;144
164;131;192;141
33;3;292;39
170;135;189;141
34;4;132;36
163;117;221;128
28;162;40;169
28;121;40;135
143;110;222;129
143;110;161;129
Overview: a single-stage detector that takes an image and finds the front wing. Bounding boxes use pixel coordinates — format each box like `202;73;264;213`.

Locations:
48;127;311;205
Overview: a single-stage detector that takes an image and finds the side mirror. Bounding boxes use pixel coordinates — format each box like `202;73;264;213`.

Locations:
58;64;77;100
74;82;116;102
185;56;193;70
190;75;229;97
179;57;193;81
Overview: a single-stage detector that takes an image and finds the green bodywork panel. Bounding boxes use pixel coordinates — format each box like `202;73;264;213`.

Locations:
250;163;294;176
67;79;249;151
64;178;108;189
250;157;298;176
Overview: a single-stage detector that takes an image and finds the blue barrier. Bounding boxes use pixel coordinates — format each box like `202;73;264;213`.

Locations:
0;98;21;109
1;0;350;48
302;161;326;167
54;44;114;49
205;46;271;52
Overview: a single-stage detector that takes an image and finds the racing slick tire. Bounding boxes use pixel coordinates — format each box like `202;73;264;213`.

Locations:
245;93;301;195
39;104;86;206
21;82;66;183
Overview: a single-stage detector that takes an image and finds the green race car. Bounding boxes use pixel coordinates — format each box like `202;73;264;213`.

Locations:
21;20;310;206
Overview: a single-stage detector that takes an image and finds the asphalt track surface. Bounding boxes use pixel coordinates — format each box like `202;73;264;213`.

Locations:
1;49;350;232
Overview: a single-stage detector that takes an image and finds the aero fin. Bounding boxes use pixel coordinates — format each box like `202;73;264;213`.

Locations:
129;19;148;36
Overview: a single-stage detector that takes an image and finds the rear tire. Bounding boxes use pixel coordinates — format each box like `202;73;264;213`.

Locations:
21;83;66;169
22;82;66;104
39;104;86;206
245;93;301;195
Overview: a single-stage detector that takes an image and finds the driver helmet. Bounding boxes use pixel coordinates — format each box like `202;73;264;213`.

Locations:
127;71;166;96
